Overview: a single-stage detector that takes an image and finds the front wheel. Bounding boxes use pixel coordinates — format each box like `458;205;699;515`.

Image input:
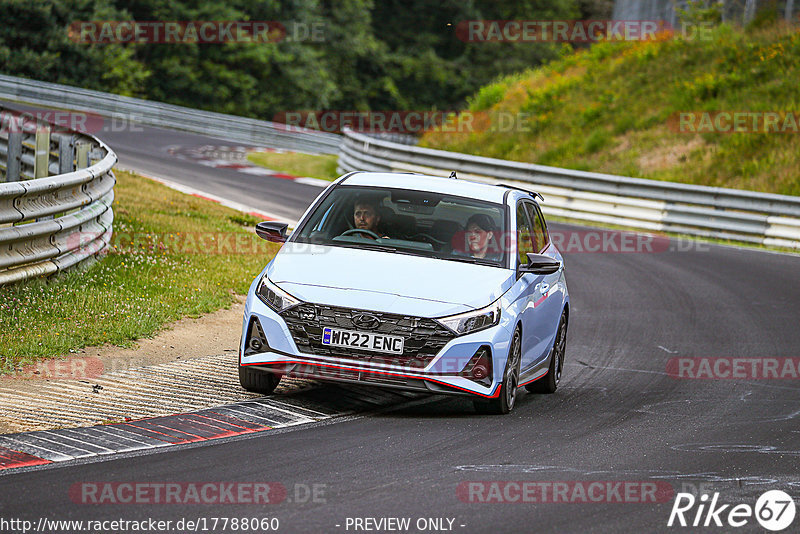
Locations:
526;310;567;394
238;365;281;395
474;328;521;415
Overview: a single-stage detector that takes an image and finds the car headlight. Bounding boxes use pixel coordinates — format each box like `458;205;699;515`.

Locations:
257;276;301;312
436;300;501;336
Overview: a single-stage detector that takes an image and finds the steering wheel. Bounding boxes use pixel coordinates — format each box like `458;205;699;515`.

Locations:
341;228;381;239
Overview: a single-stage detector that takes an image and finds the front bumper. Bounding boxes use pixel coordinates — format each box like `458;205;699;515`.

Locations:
240;290;513;399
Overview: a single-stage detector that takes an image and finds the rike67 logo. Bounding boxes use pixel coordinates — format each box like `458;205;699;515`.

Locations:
668;490;796;531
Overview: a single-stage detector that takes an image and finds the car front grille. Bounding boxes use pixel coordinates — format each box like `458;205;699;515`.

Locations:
280;303;455;367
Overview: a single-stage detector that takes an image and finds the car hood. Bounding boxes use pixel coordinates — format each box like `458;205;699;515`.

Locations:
267;242;514;317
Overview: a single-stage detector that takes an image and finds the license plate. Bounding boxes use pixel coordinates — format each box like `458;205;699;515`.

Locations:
322;328;404;355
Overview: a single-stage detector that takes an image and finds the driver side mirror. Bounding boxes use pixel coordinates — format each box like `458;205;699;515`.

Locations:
255;221;289;243
519;253;561;275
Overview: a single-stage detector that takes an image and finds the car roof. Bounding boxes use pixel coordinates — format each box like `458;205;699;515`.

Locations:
340;171;515;204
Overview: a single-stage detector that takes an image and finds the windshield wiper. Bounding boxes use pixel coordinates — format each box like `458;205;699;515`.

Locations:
446;256;499;267
349;243;398;253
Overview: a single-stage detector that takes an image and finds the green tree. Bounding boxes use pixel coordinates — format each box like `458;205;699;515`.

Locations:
0;0;149;95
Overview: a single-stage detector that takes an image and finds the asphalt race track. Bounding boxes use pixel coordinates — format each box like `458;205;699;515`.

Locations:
1;122;799;533
95;125;325;221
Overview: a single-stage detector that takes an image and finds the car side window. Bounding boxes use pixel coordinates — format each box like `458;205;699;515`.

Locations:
516;203;535;266
534;204;550;250
524;202;548;252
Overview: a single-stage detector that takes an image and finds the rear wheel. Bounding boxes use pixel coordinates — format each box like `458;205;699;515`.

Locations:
474;328;521;415
238;365;281;395
526;310;567;394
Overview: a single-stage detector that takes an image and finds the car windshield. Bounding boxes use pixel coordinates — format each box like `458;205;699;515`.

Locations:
292;185;508;267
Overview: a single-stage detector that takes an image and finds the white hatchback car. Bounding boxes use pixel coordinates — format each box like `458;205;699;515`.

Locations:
239;171;569;414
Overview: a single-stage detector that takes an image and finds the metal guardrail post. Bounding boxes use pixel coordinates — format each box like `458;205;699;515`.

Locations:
76;143;90;169
58;134;74;174
34;126;50;179
6;124;22;183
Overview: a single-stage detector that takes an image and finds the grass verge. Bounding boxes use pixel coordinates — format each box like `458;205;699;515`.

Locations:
0;170;280;375
247;151;339;181
421;23;800;196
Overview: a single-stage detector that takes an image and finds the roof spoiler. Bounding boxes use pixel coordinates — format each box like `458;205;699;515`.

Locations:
498;183;544;201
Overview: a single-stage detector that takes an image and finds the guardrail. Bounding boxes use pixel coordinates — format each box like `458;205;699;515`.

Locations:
338;129;800;249
0;74;340;155
0;106;116;285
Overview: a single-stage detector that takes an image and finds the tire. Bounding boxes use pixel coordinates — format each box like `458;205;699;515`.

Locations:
473;328;522;415
238;365;281;395
526;310;567;394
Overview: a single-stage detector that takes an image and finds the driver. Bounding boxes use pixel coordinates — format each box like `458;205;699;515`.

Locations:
351;196;389;239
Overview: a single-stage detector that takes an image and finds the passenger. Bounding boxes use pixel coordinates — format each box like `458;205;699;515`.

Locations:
462;213;502;260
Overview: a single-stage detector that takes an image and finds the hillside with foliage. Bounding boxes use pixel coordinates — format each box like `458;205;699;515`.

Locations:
421;21;800;196
1;0;611;117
